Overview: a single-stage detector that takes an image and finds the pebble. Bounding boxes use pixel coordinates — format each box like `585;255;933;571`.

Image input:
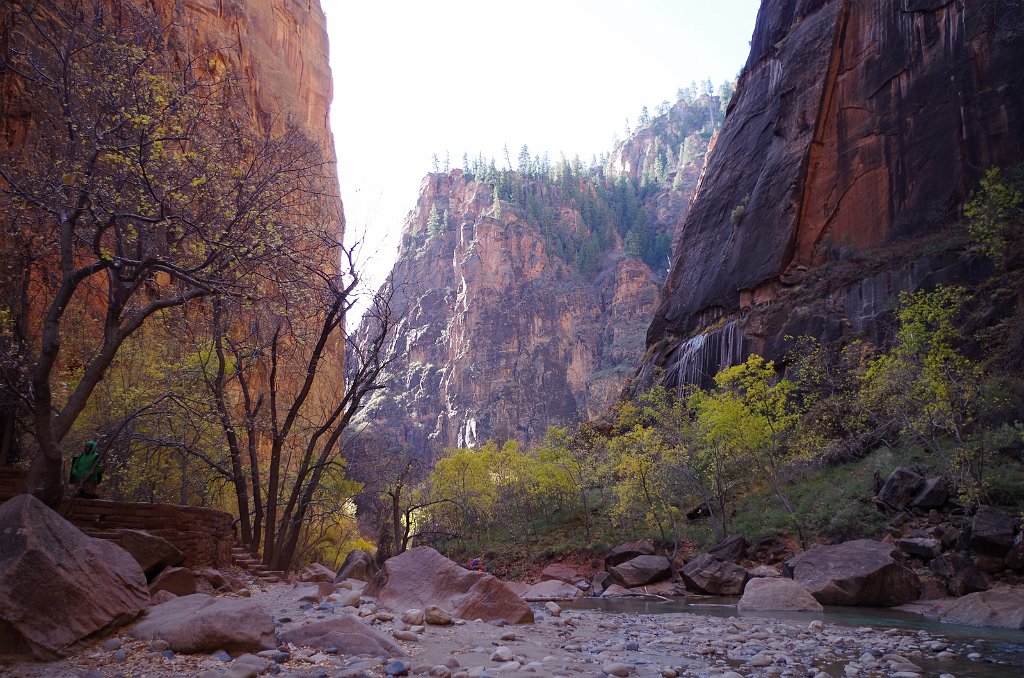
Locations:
386;659;410;676
393;630;419;642
602;662;630;676
212;650;233;661
101;638;121;651
545;601;562;617
490;646;513;662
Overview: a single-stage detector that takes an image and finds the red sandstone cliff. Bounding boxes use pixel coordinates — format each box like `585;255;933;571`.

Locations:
642;0;1024;386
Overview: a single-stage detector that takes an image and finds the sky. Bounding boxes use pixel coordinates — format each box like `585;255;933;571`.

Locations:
324;1;761;293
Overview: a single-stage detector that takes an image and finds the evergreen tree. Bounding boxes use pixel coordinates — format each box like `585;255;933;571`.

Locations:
491;184;502;218
426;203;441;236
518;144;532;175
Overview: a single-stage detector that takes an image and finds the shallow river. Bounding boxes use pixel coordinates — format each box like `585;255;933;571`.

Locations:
562;597;1024;677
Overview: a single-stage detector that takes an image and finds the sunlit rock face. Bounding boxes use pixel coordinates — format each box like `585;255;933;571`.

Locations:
642;0;1024;387
354;171;662;459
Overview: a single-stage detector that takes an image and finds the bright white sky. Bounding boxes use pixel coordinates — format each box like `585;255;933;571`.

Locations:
324;1;761;291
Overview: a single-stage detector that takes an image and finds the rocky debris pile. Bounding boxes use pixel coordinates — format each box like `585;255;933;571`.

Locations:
365;546;533;624
0;494;150;659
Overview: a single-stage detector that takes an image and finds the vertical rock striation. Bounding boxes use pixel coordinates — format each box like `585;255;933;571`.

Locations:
643;0;1024;385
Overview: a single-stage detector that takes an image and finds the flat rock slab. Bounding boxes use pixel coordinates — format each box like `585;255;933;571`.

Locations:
0;494;149;659
280;615;405;656
365;547;533;624
785;539;920;606
522;579;582;601
939;588;1024;629
129;593;275;653
737;577;823;612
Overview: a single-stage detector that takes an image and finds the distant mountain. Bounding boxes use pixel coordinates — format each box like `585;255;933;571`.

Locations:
350;95;723;460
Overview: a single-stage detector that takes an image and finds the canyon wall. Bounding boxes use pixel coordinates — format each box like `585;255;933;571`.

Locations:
642;0;1024;386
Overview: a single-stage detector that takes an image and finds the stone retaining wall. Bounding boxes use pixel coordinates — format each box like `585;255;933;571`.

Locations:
0;467;235;567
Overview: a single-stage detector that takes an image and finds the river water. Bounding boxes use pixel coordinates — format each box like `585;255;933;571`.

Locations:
562;597;1024;677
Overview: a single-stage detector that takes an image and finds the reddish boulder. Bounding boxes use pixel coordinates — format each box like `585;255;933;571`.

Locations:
784;540;920;606
280;616;405;656
610;555;673;588
149;566;197;597
604;540;655;569
737;577;822;612
365;547;533;624
708;534;748;563
539;562;579;583
129;593;275;653
521;579;582;601
297;562;336;583
681;554;748;595
0;494;149;659
112;529;184;581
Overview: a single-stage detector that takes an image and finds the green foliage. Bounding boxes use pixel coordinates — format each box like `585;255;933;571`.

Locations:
426;203;442;236
964;166;1023;266
862;286;988;501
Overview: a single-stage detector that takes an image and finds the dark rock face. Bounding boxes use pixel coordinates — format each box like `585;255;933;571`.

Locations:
970;506;1017;557
877;468;925;510
112;529;184;581
609;555;673;588
0;495;149;659
280;617;405;657
784;539;920;606
708;534;749;564
642;0;1024;385
681;554;749;595
929;553;990;597
365;547;533;624
335;549;378;583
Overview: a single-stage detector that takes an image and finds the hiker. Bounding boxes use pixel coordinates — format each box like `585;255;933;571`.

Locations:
69;440;103;499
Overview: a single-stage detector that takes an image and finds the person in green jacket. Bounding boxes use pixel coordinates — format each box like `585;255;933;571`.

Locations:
69;440;103;499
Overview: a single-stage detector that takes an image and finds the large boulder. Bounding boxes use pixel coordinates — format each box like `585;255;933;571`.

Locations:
280;616;405;656
539;562;579;583
112;529;184;581
737;577;823;612
604;540;655;569
911;477;948;510
335;549;379;582
610;555;673;588
364;547;533;624
129;593;275;653
970;506;1017;558
681;554;748;595
297;562;336;583
521;579;582;601
876;467;925;510
708;534;748;563
929;553;990;597
149;566;197;597
939;588;1024;629
784;539;920;606
0;494;149;659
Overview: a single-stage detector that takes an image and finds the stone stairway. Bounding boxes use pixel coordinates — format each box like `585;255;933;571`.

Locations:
230;544;286;584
